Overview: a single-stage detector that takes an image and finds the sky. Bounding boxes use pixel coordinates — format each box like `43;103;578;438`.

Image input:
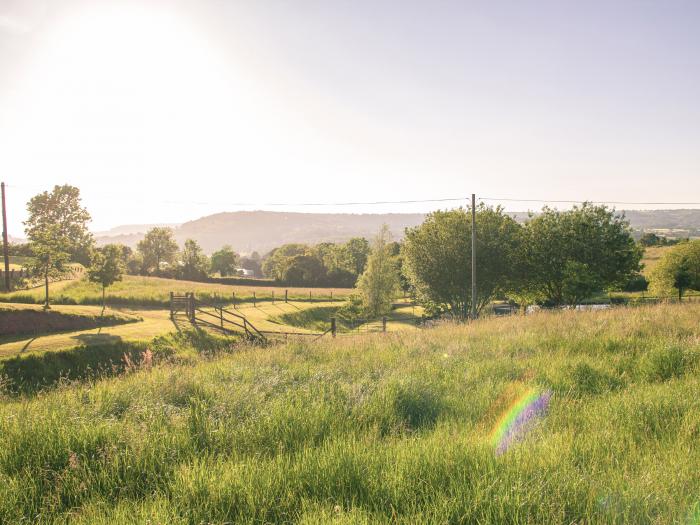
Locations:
0;0;699;236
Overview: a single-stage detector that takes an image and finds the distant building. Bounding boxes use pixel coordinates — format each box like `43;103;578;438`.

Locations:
236;268;255;277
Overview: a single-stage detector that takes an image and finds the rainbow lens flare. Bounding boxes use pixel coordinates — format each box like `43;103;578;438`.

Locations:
489;387;552;455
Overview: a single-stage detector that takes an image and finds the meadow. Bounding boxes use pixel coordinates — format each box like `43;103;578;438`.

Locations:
0;303;699;523
0;274;352;307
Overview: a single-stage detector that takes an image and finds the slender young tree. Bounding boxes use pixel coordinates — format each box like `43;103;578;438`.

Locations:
88;244;125;309
357;225;400;317
24;185;92;309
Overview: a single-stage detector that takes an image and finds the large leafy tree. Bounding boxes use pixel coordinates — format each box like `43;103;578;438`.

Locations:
210;245;239;277
137;227;178;275
24;185;92;309
402;205;521;317
521;204;642;306
88;244;125;308
357;225;400;317
262;244;309;280
179;239;209;281
649;240;700;300
281;254;327;285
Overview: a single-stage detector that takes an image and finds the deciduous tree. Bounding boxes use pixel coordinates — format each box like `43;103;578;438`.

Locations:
210;245;239;277
520;204;642;306
402;205;521;317
649;240;700;300
357;225;400;317
88;244;125;308
179;239;209;281
137;227;178;275
24;185;92;309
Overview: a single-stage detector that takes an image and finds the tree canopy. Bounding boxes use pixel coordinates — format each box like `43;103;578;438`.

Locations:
402;205;521;317
357;225;400;317
520;204;642;305
648;240;700;300
88;244;125;306
137;227;179;275
24;185;92;308
210;245;239;277
179;239;209;281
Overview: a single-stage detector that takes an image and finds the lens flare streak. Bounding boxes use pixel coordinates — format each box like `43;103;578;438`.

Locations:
489;387;552;455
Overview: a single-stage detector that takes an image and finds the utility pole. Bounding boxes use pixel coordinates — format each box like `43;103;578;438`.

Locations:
1;182;9;292
471;193;477;320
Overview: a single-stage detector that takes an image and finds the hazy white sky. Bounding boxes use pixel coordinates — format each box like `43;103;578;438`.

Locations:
0;0;699;235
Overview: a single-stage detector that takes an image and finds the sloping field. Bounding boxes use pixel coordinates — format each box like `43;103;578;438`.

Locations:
0;303;699;523
0;275;351;307
0;305;171;358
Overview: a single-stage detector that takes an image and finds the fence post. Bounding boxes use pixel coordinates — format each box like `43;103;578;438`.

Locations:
331;317;337;338
232;292;236;309
285;289;288;303
382;316;387;333
220;307;223;329
272;290;275;304
309;290;312;302
330;291;333;301
253;291;256;307
169;292;174;319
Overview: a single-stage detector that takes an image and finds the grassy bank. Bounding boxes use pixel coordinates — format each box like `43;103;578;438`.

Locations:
0;303;699;523
0;304;138;338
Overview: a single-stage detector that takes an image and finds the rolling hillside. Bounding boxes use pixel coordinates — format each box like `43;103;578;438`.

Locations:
94;209;700;254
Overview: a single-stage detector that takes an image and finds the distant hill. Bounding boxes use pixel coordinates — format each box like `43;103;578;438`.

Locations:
95;209;700;254
96;211;426;254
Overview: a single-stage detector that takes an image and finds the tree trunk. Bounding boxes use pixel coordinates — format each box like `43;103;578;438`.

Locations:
44;268;50;310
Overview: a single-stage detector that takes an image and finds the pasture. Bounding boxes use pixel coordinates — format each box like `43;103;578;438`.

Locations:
0;274;352;307
0;303;698;523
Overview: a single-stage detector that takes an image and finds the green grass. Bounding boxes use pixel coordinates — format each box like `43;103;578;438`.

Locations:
1;303;699;522
0;274;351;307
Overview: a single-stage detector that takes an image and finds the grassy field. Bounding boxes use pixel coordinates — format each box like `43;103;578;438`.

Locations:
0;303;699;523
0;300;353;358
0;274;352;307
640;245;674;276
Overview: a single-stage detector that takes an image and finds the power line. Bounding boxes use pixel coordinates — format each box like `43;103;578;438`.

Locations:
5;183;700;207
479;197;700;206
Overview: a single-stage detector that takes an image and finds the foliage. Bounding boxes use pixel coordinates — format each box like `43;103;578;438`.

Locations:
623;272;649;292
24;185;92;308
0;304;699;522
520;204;642;306
402;205;521;317
262;244;308;280
357;225;400;317
281;254;326;285
262;240;370;287
88;244;126;306
209;245;239;277
178;239;209;281
648;240;700;299
239;251;262;277
137;227;179;275
639;232;680;247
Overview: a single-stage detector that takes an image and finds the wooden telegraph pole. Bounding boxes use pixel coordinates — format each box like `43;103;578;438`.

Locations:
1;182;10;291
471;193;477;320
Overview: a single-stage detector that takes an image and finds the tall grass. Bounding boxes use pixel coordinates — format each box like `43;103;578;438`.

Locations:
0;304;699;523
